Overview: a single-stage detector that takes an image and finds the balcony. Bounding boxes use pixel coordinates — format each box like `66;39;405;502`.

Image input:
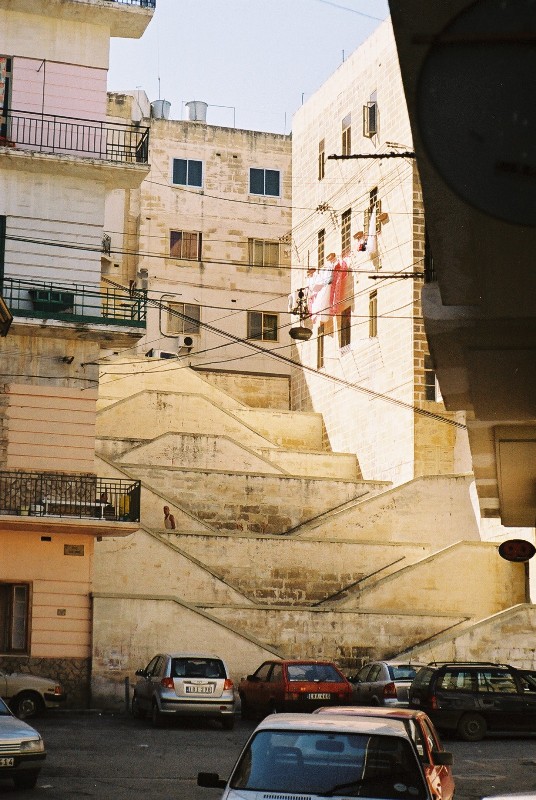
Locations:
0;471;141;523
0;110;149;164
3;278;147;329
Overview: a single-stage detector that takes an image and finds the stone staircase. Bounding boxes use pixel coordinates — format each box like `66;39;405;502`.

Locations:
91;360;530;707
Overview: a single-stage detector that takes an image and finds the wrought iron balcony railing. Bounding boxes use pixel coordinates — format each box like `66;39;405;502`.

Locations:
0;110;149;164
2;278;147;328
0;472;141;523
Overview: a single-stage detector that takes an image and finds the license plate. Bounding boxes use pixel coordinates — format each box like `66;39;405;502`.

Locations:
0;758;14;767
185;685;213;694
308;693;331;700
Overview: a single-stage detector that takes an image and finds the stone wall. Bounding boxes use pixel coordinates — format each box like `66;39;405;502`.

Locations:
0;656;91;709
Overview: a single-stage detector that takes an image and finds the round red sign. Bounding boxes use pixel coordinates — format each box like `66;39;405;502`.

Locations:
498;539;536;562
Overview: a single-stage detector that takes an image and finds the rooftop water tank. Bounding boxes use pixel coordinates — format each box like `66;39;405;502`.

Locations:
185;100;208;122
150;99;171;119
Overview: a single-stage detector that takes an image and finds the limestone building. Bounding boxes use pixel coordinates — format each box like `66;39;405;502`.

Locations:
105;94;292;385
0;0;154;705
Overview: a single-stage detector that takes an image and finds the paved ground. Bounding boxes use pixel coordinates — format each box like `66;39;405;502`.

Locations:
1;711;535;799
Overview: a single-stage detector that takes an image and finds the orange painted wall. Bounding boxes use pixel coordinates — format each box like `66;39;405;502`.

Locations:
0;530;93;658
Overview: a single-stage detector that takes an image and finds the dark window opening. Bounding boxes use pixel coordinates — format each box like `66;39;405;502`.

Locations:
247;311;278;341
0;583;29;654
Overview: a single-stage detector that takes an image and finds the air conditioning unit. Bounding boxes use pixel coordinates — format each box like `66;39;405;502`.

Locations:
145;349;178;359
176;334;196;350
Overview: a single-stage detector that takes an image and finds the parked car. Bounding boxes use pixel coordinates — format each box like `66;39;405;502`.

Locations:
313;705;454;800
131;652;236;729
409;662;536;741
0;695;46;789
0;669;65;718
349;660;427;707
238;659;353;718
198;711;438;799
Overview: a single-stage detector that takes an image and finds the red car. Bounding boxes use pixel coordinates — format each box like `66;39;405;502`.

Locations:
314;706;455;800
238;659;352;718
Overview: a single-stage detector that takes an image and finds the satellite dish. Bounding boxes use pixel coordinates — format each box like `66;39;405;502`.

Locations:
498;539;536;562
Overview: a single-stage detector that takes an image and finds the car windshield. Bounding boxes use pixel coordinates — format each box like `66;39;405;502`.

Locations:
287;664;344;683
171;658;225;679
230;729;427;798
0;698;11;716
389;665;419;681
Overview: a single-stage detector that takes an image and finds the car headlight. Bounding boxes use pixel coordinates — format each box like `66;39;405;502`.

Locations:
20;738;44;753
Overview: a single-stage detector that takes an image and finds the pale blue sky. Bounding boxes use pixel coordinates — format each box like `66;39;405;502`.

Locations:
108;0;390;133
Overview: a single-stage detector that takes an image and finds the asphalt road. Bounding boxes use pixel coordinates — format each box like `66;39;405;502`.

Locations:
1;712;535;799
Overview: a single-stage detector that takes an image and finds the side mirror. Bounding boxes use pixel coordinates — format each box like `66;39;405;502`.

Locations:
246;674;258;682
197;772;227;789
135;669;146;677
432;750;453;766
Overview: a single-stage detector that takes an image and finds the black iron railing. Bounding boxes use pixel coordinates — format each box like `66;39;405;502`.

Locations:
2;278;147;328
0;110;149;164
0;472;141;522
108;0;156;6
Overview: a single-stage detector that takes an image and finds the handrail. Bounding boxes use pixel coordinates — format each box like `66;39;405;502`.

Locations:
0;471;141;522
2;277;147;327
0;109;149;164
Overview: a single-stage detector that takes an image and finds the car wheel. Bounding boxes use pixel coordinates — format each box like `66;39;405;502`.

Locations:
457;713;487;741
151;701;164;728
13;771;39;790
11;691;44;719
131;693;146;720
222;716;235;731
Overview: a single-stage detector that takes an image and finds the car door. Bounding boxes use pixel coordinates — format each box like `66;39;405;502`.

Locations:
518;671;536;731
361;664;383;704
268;663;284;711
136;655;162;712
476;668;527;731
420;717;455;800
353;664;375;704
247;662;273;714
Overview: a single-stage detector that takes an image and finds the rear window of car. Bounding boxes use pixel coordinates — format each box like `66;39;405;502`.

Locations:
287;664;345;683
411;667;435;692
171;658;226;679
389;665;420;680
230;729;426;797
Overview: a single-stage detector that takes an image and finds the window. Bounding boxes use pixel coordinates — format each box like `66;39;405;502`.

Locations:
249;239;280;268
166;302;201;335
424;355;437;401
342;113;351;156
318;138;325;181
250;168;280;197
172;158;203;188
254;662;272;682
317;228;325;268
363;99;378;138
339;306;351;348
364;187;382;234
247;311;278;341
317;324;325;369
341;208;351;257
0;57;12;139
169;230;202;260
369;291;377;338
0;583;29;653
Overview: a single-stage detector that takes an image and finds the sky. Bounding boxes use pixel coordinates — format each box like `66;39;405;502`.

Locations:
108;0;390;134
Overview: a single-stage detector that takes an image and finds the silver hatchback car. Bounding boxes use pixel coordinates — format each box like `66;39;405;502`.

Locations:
350;661;426;707
132;653;236;729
